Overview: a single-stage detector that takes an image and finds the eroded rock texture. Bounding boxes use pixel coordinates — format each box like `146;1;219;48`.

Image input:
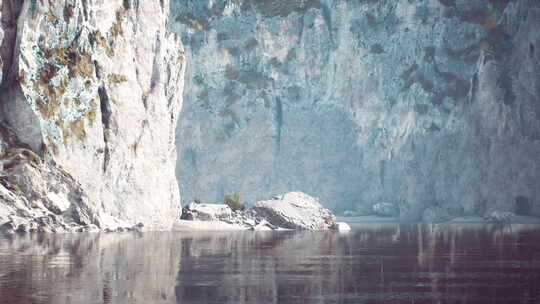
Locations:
173;0;540;219
0;0;185;231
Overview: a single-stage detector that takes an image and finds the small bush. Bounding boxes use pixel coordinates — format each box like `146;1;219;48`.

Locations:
224;193;245;211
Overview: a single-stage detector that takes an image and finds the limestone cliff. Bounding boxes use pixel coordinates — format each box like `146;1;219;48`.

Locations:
0;0;185;232
173;0;540;219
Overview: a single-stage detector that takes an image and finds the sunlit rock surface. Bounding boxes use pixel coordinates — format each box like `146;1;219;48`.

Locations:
181;202;234;221
252;191;336;230
172;0;540;220
181;192;336;230
0;0;185;231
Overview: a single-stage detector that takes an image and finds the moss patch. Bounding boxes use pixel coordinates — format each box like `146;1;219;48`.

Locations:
70;120;86;141
87;100;97;126
43;43;94;79
107;74;128;83
111;9;125;37
92;30;114;57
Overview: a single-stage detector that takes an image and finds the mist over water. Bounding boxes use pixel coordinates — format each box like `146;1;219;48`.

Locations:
1;223;539;303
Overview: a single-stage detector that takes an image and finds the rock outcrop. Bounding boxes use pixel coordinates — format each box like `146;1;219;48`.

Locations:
173;0;540;220
0;0;185;232
181;202;234;221
180;192;340;231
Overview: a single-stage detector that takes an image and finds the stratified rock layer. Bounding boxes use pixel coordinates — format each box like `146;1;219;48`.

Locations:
173;0;540;219
0;0;185;231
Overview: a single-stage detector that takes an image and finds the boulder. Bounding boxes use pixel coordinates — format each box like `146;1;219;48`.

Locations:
252;192;336;230
181;202;233;221
250;219;278;231
484;211;514;224
332;222;352;232
373;202;400;217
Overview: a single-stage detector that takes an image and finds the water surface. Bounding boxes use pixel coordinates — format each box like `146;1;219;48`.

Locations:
1;223;539;303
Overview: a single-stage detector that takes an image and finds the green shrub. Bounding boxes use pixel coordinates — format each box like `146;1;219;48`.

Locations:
224;193;245;211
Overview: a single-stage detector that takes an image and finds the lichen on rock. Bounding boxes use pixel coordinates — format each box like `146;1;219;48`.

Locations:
0;0;186;232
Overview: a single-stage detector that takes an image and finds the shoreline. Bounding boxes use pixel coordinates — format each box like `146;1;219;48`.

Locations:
339;215;540;225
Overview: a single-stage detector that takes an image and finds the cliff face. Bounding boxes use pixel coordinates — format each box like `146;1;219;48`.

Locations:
0;0;185;231
173;0;540;218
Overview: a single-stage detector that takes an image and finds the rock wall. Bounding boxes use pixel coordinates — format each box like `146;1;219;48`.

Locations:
0;0;185;231
172;0;540;219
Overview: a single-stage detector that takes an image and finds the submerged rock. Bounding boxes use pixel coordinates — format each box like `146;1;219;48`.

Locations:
252;192;336;230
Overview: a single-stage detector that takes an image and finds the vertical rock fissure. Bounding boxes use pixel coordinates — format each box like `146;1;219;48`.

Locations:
81;0;89;21
98;86;111;173
0;1;23;86
274;97;283;153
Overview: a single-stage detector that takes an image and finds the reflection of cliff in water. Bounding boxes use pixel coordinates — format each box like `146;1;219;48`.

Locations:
175;225;540;303
0;224;539;304
0;233;182;304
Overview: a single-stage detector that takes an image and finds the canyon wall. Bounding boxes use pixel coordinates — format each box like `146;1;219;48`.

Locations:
0;0;185;231
173;0;540;219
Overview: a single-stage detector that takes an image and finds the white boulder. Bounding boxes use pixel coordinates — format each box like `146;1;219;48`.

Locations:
252;192;336;230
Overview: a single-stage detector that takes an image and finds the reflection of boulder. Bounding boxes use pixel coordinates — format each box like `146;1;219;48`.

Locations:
252;192;336;230
373;202;400;217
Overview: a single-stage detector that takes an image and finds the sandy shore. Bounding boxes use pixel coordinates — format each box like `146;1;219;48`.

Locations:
172;215;540;232
338;215;540;224
173;220;249;231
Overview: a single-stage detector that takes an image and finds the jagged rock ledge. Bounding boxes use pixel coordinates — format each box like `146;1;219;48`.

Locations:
176;191;351;232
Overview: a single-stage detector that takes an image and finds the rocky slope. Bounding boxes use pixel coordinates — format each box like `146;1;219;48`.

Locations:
0;0;185;232
173;0;540;219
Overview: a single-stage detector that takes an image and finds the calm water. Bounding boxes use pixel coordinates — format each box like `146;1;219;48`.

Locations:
0;223;539;304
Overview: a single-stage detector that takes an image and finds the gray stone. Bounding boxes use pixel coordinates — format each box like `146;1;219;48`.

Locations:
484;211;515;224
332;222;351;233
252;192;336;230
181;202;233;221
